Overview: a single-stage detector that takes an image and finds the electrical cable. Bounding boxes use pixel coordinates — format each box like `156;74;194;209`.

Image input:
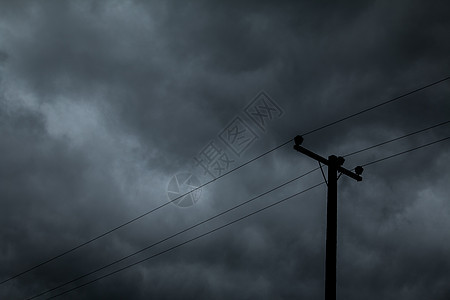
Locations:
343;119;450;157
3;76;448;286
361;136;449;167
301;76;450;137
25;167;321;299
25;132;450;299
44;182;326;299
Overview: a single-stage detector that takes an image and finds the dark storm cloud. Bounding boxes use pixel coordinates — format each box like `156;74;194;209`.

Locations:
0;0;449;299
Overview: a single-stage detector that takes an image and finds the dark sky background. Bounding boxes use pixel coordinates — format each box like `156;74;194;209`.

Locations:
1;1;449;299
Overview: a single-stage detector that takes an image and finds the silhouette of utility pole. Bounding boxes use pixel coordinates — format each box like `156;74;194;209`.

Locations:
293;136;363;300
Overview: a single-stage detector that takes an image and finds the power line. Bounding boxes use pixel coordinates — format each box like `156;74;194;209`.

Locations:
3;75;448;286
45;136;449;299
343;119;450;157
361;136;450;167
43;182;326;299
25;167;321;299
0;140;292;285
26;118;450;298
26;133;450;299
24;123;440;298
301;76;450;136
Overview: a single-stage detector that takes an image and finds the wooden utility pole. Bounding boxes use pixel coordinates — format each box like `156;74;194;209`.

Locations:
293;136;363;300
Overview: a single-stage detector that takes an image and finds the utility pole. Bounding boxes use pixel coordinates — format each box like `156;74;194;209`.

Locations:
293;136;363;300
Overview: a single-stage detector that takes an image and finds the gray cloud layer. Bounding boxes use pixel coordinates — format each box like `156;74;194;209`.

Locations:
1;1;449;299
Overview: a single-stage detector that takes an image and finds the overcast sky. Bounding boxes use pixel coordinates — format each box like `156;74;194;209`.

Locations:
0;1;449;299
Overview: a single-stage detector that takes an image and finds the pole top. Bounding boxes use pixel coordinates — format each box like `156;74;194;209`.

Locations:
294;135;304;146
